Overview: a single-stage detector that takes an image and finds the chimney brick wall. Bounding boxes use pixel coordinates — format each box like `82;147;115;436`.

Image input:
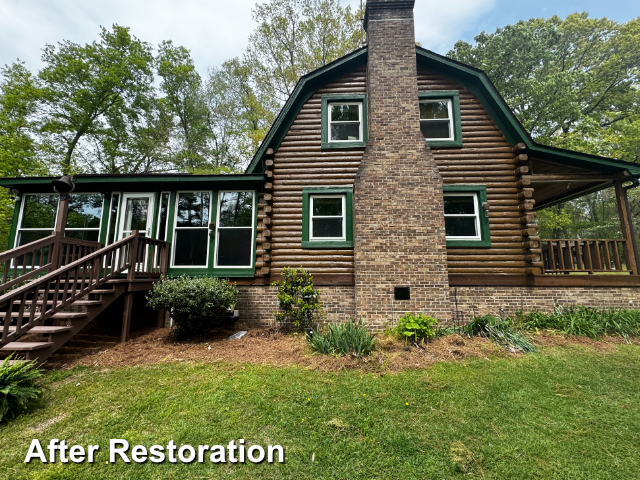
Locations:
353;0;451;327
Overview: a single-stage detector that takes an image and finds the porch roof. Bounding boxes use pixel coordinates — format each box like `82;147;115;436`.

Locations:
0;173;265;194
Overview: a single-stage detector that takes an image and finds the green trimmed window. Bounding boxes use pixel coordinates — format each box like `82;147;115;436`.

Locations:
442;185;490;247
321;94;367;149
419;91;462;147
302;187;353;248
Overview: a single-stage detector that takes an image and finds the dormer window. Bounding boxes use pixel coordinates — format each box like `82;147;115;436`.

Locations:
321;94;368;149
418;91;463;147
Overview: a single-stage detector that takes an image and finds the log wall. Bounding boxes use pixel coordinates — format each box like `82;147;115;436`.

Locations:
269;65;531;283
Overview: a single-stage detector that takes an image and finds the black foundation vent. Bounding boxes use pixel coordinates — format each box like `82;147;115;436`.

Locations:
394;286;410;300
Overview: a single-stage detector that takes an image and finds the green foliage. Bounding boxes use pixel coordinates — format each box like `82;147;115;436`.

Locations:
462;314;537;353
523;304;640;339
307;320;376;357
0;355;43;423
271;267;321;331
394;313;438;343
146;276;238;339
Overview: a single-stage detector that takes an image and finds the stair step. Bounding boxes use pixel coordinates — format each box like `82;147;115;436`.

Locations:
1;342;55;351
35;300;102;306
3;311;87;319
90;289;116;294
7;325;73;334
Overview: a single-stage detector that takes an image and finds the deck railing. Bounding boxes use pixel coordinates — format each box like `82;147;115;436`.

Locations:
0;231;168;348
541;239;633;274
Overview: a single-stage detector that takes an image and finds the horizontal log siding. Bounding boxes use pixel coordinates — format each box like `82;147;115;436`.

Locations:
270;67;366;278
270;66;526;280
420;68;525;274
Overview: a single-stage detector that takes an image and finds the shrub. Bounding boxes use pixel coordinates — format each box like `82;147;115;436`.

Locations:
395;313;438;343
522;304;640;339
0;355;43;423
307;321;376;357
146;276;238;339
272;267;321;331
462;314;537;353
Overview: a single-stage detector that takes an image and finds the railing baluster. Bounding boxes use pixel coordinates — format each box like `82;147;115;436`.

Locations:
603;241;612;271
575;240;584;270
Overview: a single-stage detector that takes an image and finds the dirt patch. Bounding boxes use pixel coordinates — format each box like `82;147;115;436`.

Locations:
42;327;638;373
529;330;639;352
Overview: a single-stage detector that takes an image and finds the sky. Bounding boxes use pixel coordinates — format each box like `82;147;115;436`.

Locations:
0;0;638;77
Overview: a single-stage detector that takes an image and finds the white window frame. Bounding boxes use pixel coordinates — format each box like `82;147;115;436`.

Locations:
14;193;60;247
64;193;104;242
443;192;481;241
156;191;171;241
214;190;255;269
170;190;212;269
420;98;454;141
309;194;346;241
327;102;363;143
105;192;121;245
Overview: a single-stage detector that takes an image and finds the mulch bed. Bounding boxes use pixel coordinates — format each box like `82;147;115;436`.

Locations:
42;326;638;372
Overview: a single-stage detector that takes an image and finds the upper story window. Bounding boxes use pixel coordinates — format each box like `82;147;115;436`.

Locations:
321;94;367;149
418;91;462;148
442;185;491;247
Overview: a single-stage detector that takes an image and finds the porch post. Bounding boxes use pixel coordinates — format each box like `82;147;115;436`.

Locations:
51;194;70;270
121;230;139;342
614;180;639;275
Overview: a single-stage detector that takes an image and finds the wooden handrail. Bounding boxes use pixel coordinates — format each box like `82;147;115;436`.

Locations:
541;238;632;275
0;231;169;348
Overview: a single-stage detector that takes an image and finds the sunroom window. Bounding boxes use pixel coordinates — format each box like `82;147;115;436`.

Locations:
420;99;453;141
328;103;362;143
172;191;211;267
65;194;103;242
310;195;346;240
443;193;481;240
16;194;59;246
215;191;254;268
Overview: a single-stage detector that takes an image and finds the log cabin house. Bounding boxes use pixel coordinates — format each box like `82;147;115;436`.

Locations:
2;0;640;360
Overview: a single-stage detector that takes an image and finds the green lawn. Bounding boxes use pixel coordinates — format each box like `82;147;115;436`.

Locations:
1;344;640;479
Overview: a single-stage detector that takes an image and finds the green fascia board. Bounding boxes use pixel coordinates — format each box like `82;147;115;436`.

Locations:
302;187;353;249
442;184;491;248
419;90;463;148
246;48;368;174
321;93;368;149
0;174;265;193
415;47;640;176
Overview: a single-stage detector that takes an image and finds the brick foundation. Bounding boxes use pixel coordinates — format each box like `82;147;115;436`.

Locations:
450;286;640;321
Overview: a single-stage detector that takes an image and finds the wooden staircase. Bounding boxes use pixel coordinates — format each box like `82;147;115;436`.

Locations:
0;231;168;363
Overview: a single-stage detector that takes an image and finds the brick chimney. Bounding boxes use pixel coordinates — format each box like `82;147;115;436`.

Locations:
353;0;451;327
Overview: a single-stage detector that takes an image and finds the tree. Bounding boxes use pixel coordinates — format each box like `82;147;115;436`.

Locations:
34;25;155;174
448;13;640;158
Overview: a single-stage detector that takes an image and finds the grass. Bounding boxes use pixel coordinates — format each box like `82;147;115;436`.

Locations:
1;345;640;479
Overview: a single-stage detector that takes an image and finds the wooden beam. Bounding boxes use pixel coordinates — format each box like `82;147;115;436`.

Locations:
512;142;526;154
614;180;639;275
527;174;617;183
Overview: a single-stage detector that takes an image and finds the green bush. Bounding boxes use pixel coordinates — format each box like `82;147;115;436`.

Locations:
272;267;321;331
0;355;43;423
395;313;438;343
146;276;238;339
522;304;640;339
463;314;537;353
307;321;376;357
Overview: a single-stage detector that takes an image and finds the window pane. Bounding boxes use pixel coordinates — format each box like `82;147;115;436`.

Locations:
16;231;51;266
123;198;149;231
313;218;343;238
420;101;449;120
158;193;169;241
66;194;103;229
444;196;475;215
18;230;52;246
313;197;342;216
421;120;451;139
330;104;359;122
176;192;210;227
331;123;360;141
174;229;208;266
107;193;120;244
21;195;59;229
217;229;252;267
445;217;477;237
219;191;253;227
65;230;100;242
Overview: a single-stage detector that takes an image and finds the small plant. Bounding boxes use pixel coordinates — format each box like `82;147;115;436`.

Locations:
272;267;321;331
0;354;43;423
395;313;438;344
146;276;238;339
307;321;376;357
462;314;537;353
